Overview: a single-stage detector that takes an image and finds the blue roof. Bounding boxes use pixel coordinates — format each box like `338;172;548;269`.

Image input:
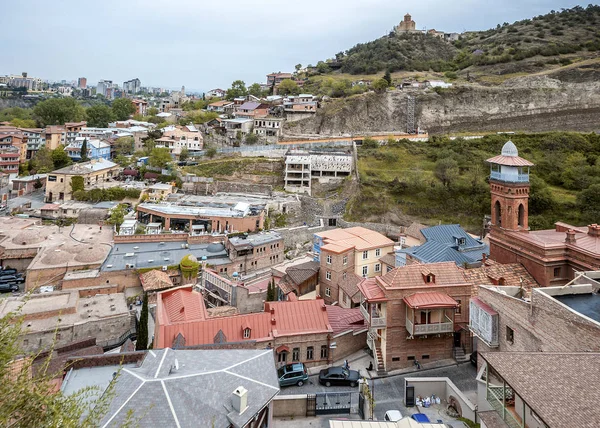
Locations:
403;224;489;267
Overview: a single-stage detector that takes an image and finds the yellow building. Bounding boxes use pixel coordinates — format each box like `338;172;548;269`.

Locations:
45;159;120;203
44;126;66;150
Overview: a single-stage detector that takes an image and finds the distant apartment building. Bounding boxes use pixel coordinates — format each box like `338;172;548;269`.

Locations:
284;150;353;196
0;133;26;163
77;77;87;89
44;125;66;150
283;94;317;115
154;124;203;155
358;262;472;373
234;102;269;120
207;100;235;113
313;227;395;304
64;137;111;161
96;80;112;98
253;117;283;142
123;78;141;93
131;99;147;116
45;159;119;202
6;72;43;91
206;88;226;98
64;121;86;144
19;128;46;159
266;72;293;88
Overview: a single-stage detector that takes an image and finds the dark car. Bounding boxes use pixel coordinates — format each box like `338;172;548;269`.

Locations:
0;268;17;275
318;366;360;387
0;275;24;284
0;283;19;293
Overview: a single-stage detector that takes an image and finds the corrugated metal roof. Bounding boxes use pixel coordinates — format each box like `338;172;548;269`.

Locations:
485;154;534;166
404;292;458;308
379;262;468;289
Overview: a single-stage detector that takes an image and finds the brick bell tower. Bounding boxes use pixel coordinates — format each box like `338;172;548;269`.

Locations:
486;141;534;231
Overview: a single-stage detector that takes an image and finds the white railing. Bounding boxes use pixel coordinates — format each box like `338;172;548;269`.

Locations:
406;318;414;335
406;315;454;335
490;171;529;183
371;315;386;328
360;304;370;323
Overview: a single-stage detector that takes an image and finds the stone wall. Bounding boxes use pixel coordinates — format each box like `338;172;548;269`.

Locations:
272;396;308;418
334;330;368;362
183;179;274;196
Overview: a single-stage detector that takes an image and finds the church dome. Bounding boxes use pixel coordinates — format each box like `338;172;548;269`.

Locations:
207;242;225;253
501;141;519;157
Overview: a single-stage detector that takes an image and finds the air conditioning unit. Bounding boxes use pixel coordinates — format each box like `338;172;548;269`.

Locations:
162;266;168;271
125;263;136;269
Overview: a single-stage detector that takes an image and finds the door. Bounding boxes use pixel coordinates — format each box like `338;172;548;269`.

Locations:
453;331;461;348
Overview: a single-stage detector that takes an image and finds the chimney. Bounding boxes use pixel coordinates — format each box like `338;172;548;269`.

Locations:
231;386;248;414
565;229;577;244
588;224;600;238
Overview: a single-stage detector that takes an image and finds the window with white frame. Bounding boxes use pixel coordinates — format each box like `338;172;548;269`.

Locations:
362;251;368;260
325;287;331;297
375;248;381;257
243;328;251;339
326;271;331;281
362;266;368;277
326;255;332;264
375;263;381;273
343;255;348;265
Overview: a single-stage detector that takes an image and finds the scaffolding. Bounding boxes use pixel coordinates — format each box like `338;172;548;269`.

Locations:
406;96;416;134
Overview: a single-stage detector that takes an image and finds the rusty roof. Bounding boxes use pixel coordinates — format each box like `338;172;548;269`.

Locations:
379;262;468;289
404;292;458;309
326;305;366;335
140;269;174;292
338;273;363;303
481;352;600;428
317;227;394;252
462;259;538;297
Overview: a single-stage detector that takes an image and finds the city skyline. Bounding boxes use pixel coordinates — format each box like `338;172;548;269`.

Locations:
1;0;585;91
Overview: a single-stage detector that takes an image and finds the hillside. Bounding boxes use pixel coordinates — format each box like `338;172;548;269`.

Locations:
314;5;600;78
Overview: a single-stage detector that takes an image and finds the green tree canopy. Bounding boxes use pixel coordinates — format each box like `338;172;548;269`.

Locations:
179;147;189;161
33;98;85;127
29;147;54;173
226;80;247;100
106;203;128;232
114;136;135;156
434;157;460;187
70;175;84;193
111;98;136;121
383;69;392;85
372;78;389;93
577;183;600;224
136;292;149;351
277;79;300;96
51;145;72;169
149;147;172;169
79;138;89;162
86;104;114;127
147;107;158;116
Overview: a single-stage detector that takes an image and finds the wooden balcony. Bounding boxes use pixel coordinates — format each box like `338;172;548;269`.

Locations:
406;314;454;336
361;303;386;328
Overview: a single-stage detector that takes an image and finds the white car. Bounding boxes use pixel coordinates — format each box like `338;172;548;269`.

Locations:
384;410;403;422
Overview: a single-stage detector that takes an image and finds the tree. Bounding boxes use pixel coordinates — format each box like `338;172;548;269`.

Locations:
51;145;72;169
0;308;123;427
11;118;37;128
316;61;330;74
226;80;247;100
266;279;277;301
277;79;300;96
33;178;43;189
577;183;600;224
114;136;135;156
79;138;89;162
205;146;217;158
147;107;159;116
136;292;149;351
434;157;459;187
111;98;136;121
70;176;84;194
106;203;128;232
179;147;189;161
86;104;114;127
372;78;389;93
248;83;263;97
383;69;392;85
295;64;302;72
29;147;54;173
33;98;85;127
245;132;258;145
149;147;172;169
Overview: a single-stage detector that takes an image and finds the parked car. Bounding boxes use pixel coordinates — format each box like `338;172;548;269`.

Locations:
318;366;360;387
384;410;403;422
0;275;24;284
0;283;19;293
0;268;17;275
412;413;431;423
277;363;309;387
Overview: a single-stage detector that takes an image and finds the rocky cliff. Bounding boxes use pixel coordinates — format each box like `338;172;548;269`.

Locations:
285;73;600;135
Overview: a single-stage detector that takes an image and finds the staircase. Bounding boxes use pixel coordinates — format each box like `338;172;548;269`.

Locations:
374;347;386;375
453;347;468;363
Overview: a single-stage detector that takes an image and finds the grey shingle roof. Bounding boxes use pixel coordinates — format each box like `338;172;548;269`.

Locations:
100;348;279;428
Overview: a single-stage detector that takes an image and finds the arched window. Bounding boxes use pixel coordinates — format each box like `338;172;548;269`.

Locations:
518;204;525;228
494;201;502;226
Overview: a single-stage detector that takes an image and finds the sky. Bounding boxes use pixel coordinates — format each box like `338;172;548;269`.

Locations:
0;0;588;92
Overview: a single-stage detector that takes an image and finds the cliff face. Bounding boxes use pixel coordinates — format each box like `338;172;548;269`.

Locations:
286;75;600;136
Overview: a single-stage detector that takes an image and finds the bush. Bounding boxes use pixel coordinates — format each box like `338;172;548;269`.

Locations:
444;71;458;80
73;187;141;202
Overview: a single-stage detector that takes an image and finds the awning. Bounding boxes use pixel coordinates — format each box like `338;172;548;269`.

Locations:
275;345;290;354
404;292;458;309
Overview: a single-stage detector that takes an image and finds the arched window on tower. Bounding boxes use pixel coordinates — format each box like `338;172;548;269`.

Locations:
518;204;525;228
494;201;502;227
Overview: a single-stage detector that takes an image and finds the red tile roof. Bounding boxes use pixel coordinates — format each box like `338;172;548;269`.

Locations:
404;292;458;309
316;227;394;252
326;305;366;335
378;262;468;289
357;278;387;302
159;286;208;324
140;269;174;292
462;259;538;296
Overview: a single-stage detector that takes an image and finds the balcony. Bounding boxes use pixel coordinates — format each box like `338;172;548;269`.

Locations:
490;171;529;183
360;303;386;328
406;312;454;336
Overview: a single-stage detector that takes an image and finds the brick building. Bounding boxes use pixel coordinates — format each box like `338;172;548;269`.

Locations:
358;262;472;373
314;227;395;305
154;286;366;368
226;232;284;275
470;271;600;359
487;141;600;286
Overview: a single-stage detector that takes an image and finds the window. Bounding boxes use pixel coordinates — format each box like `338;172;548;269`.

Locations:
321;345;328;359
407;356;415;361
342;272;347;280
506;326;514;344
325;287;331;297
292;348;300;361
306;346;314;360
48;175;57;182
392;357;400;362
343;255;348;265
362;266;368;277
387;266;393;273
456;299;462;315
553;267;561;278
243;328;251;339
326;271;331;281
278;352;287;363
362;251;368;260
425;274;434;283
375;263;381;273
326;255;332;265
422;354;430;360
458;238;466;246
375;249;381;257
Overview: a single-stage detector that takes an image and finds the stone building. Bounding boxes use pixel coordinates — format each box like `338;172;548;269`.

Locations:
487;141;600;286
395;13;417;33
358;262;472;373
0;290;134;354
284;150;353;196
313;227;395;305
226;232;285;275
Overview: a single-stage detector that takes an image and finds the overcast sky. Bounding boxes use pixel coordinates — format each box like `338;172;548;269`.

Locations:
0;0;586;92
